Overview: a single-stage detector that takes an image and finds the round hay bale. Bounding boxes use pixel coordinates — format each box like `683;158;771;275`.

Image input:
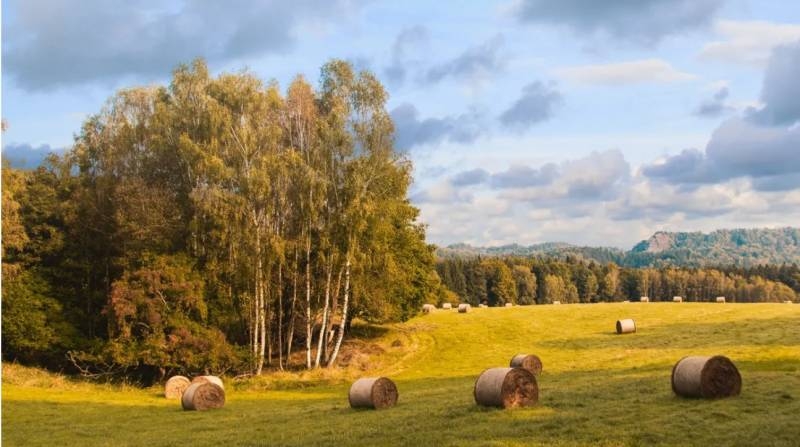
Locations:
616;318;636;334
458;303;471;313
422;304;436;313
509;354;543;376
474;367;538;408
478;303;488;308
191;375;224;390
640;296;649;302
348;377;398;409
504;303;513;307
164;375;191;399
673;296;683;303
715;296;726;303
181;382;225;411
671;355;741;399
553;301;561;305
785;301;794;304
441;303;452;309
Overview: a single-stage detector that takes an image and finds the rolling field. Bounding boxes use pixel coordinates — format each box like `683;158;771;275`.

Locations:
3;303;800;446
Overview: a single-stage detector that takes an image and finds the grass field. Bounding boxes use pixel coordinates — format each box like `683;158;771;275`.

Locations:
3;303;800;446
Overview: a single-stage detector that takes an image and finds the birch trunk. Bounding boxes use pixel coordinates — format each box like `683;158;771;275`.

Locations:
286;248;298;362
328;256;350;367
305;233;312;370
314;262;333;368
277;261;284;370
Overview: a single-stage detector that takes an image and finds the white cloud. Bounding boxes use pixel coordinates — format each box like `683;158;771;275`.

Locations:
554;59;696;85
699;20;800;67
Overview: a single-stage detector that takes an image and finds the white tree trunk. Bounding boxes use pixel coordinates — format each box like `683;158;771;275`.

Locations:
305;234;312;370
314;262;333;368
328;256;350;367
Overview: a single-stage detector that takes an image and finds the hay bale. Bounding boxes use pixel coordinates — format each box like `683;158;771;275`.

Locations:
474;367;538;408
673;296;683;303
785;301;794;304
505;303;513;307
442;303;452;309
458;303;472;313
640;296;649;302
616;318;636;334
716;296;726;303
509;354;543;376
422;304;436;313
479;303;488;308
553;301;561;305
671;355;741;399
192;375;224;391
348;377;398;409
181;382;225;411
164;375;191;399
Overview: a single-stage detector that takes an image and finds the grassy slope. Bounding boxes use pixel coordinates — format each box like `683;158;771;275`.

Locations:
3;303;800;446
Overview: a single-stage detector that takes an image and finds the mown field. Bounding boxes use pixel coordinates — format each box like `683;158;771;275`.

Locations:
3;303;800;446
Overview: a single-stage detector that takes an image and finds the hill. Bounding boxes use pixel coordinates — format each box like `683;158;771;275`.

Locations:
438;227;800;268
3;303;799;446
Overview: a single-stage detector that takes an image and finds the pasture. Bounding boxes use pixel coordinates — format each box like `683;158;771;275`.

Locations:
3;303;799;446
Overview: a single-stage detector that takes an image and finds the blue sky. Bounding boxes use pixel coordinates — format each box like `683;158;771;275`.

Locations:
3;0;800;248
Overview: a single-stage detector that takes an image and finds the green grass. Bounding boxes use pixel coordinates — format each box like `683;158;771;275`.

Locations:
4;303;800;446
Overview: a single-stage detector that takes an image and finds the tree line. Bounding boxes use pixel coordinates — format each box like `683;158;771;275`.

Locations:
1;59;445;382
437;257;799;305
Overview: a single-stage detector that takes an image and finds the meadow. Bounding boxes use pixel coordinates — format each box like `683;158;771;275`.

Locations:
3;303;799;446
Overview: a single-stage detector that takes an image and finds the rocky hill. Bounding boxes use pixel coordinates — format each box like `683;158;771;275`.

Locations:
438;227;800;267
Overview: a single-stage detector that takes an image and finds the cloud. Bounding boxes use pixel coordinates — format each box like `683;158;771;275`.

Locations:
499;81;562;130
513;0;723;46
451;168;490;186
2;0;365;91
748;40;800;126
390;103;486;151
383;26;429;86
555;59;696;85
423;35;505;84
414;148;800;248
489;164;558;189
699;20;800;67
2;143;64;169
643;118;800;190
694;86;732;117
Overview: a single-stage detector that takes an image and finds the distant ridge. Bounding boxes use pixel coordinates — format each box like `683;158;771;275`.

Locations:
438;227;800;268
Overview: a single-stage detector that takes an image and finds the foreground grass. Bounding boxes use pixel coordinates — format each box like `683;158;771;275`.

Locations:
3;303;800;446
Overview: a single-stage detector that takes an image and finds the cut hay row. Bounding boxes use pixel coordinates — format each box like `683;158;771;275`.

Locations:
164;375;191;399
181;382;226;411
348;377;398;409
616;318;636;334
509;354;543;376
474;367;538;408
671;355;741;398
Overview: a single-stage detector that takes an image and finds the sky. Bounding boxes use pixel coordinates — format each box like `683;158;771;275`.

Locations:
2;0;800;249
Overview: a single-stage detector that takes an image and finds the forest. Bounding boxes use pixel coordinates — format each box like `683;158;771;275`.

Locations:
3;60;798;384
436;256;800;306
1;59;445;381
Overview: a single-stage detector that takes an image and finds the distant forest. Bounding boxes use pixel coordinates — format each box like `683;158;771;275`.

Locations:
436;256;799;306
438;228;800;268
